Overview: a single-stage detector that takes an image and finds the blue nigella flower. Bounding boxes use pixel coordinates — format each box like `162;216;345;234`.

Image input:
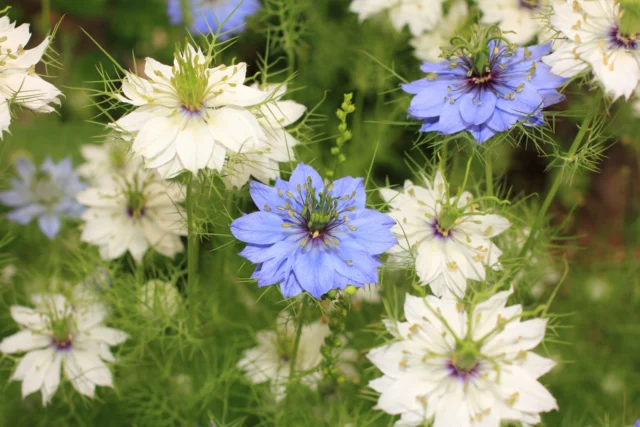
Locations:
167;0;261;39
0;157;86;239
635;419;640;427
403;32;567;143
230;163;397;299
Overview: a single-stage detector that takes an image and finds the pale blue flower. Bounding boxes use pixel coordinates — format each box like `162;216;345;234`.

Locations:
167;0;261;39
0;157;86;239
230;163;397;299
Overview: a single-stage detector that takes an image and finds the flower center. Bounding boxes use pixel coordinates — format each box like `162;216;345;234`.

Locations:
432;206;459;238
448;341;481;381
518;0;540;10
172;48;210;113
50;318;73;351
109;144;129;170
126;189;147;219
32;172;63;206
609;26;639;49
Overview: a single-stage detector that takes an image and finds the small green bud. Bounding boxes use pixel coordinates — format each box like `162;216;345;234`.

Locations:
344;285;358;295
338;123;347;133
336;109;346;120
327;289;338;299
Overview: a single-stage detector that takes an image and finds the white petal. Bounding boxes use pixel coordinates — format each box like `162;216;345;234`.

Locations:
88;326;128;346
207;106;266;152
10;305;48;330
0;330;50;354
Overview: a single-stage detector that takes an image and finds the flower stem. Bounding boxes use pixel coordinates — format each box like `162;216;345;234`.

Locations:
40;0;50;35
186;174;199;297
517;113;593;260
288;296;306;387
485;154;493;198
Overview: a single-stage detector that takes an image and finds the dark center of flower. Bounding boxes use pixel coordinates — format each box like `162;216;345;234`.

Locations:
609;26;639;49
432;206;459;239
519;0;540;10
50;318;73;351
172;47;211;113
126;190;147;219
448;341;481;381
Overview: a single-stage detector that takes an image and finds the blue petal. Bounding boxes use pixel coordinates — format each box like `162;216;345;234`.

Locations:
437;99;469;135
407;83;451;119
249;180;284;212
495;82;543;118
419;61;468;76
191;0;261;38
38;214;61;239
288;163;324;192
334;241;381;286
335;209;397;255
166;0;183;24
538;89;565;108
330;176;365;211
54;199;85;217
466;124;497;144
231;212;289;245
7;204;45;225
15;158;35;182
0;189;30;207
281;270;304;298
293;249;340;298
239;237;300;264
420;118;440;133
458;89;498;126
485;108;520;133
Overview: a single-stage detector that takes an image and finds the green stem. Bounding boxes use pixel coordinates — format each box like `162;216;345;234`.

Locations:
180;0;192;29
288;297;306;386
485;154;493;198
517;113;593;260
439;141;448;170
40;0;50;35
186;175;199;298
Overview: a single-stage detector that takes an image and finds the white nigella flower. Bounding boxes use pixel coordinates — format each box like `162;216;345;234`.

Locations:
77;166;186;262
237;314;330;401
410;0;469;62
352;283;382;304
367;288;558;426
0;16;62;138
349;0;444;37
543;0;640;100
223;82;306;188
0;285;127;404
380;172;511;298
137;280;181;318
478;0;549;45
77;138;133;184
111;43;269;177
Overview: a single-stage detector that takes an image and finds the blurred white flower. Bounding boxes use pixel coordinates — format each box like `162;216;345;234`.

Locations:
586;276;610;301
543;0;640;100
77;165;186;262
0;285;127;404
223;83;305;188
77;138;134;184
410;0;468;62
137;280;180;318
368;288;557;426
380;172;511;298
1;264;17;284
478;0;549;45
349;0;444;37
111;43;269;177
351;283;382;304
0;16;62;138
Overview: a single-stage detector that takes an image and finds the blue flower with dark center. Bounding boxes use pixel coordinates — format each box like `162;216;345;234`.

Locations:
0;157;86;239
230;163;397;299
167;0;261;39
403;28;567;143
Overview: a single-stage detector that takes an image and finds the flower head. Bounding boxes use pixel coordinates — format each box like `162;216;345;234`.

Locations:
403;28;566;143
0;16;62;138
349;0;444;37
112;43;269;176
0;285;128;404
137;280;181;318
410;0;469;62
77;164;186;262
238;314;354;401
167;0;261;39
77;137;134;184
0;157;86;239
367;289;557;426
543;0;640;100
223;82;306;188
478;0;549;45
231;163;396;299
380;171;511;298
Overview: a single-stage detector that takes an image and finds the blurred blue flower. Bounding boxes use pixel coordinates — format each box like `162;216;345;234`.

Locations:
634;419;640;427
403;41;566;143
167;0;261;39
231;163;397;299
0;157;86;239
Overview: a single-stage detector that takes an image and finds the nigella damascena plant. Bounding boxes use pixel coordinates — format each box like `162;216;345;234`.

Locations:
111;43;269;177
0;285;127;405
367;288;557;426
543;0;640;100
0;157;86;239
380;171;511;298
167;0;261;39
403;26;566;143
0;16;62;138
230;163;397;299
77;160;186;262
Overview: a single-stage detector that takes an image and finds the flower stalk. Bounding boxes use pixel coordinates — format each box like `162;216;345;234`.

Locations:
186;174;199;298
